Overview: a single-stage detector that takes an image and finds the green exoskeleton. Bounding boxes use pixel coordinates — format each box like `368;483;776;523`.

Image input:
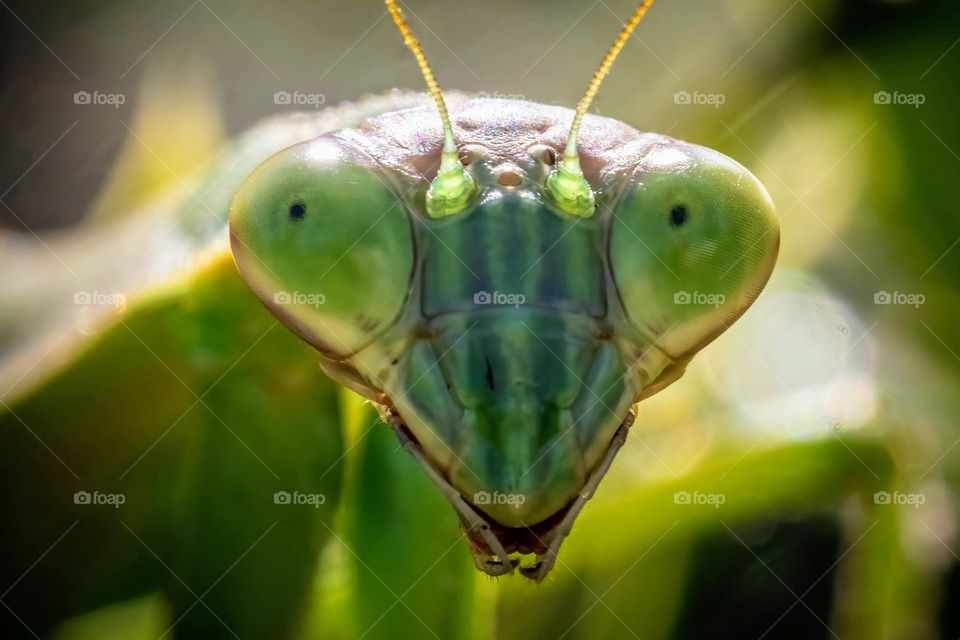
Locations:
0;0;778;635
231;0;778;579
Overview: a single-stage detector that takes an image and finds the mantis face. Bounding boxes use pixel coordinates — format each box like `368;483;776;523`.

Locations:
230;98;779;578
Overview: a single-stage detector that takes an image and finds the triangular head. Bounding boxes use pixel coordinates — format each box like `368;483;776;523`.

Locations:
229;97;779;578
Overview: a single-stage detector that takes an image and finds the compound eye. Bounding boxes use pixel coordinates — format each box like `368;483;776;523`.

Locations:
230;138;414;356
609;145;779;358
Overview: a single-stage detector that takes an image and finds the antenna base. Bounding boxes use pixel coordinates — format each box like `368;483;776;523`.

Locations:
427;154;477;218
547;159;596;217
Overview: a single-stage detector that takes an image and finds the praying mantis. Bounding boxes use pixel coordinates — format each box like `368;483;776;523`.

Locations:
229;0;778;578
0;0;778;636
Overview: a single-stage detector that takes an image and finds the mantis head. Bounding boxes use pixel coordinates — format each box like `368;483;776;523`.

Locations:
229;0;778;580
229;101;778;577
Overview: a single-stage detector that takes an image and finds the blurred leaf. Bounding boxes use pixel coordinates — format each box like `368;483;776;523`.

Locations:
338;402;478;640
88;61;226;221
51;594;169;640
1;250;345;638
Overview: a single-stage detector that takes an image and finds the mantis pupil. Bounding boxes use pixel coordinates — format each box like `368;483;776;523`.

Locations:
670;204;688;228
289;202;306;220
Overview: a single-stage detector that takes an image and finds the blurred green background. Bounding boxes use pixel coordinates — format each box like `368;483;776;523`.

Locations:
1;0;959;638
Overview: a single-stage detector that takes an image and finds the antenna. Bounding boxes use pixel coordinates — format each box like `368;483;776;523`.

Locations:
547;0;658;217
386;0;476;218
